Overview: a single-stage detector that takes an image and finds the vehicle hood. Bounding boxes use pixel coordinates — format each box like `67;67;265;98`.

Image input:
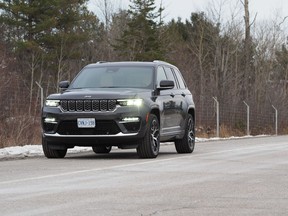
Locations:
47;88;152;100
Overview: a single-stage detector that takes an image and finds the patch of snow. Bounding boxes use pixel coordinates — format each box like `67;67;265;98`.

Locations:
0;145;43;157
0;145;91;160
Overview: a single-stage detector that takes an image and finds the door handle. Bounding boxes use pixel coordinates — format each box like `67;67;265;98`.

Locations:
170;93;175;98
181;92;186;97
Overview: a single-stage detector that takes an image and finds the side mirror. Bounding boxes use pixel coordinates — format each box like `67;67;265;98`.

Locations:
59;81;70;89
158;80;174;90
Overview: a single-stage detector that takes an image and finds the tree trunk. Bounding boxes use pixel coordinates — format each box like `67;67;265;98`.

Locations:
243;0;252;100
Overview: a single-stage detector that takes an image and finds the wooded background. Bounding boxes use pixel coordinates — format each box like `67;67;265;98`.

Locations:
0;0;288;147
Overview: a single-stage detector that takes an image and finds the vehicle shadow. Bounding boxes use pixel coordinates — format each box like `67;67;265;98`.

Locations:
65;150;177;160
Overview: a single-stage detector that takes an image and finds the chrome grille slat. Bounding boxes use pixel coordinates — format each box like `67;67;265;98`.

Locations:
60;99;116;112
76;100;83;111
68;100;76;111
108;100;116;111
92;100;99;111
84;100;91;111
61;100;68;112
100;100;107;111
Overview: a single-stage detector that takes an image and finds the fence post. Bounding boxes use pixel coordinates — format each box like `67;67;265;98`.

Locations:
243;101;250;136
212;97;220;137
35;81;43;109
272;105;278;135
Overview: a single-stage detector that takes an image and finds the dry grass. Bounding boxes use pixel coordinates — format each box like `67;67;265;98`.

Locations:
197;124;248;138
0;116;41;148
280;127;288;135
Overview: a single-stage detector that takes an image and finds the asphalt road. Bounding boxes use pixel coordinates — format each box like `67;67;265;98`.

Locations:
0;136;288;216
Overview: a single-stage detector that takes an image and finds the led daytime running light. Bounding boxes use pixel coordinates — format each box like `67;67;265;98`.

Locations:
118;99;143;107
45;100;60;107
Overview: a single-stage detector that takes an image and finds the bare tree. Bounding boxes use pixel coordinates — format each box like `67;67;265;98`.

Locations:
241;0;257;99
93;0;115;29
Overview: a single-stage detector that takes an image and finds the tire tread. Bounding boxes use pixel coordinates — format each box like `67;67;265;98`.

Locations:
137;114;159;158
175;114;195;154
42;137;67;158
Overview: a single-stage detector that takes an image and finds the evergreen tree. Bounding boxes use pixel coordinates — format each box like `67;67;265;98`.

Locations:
0;0;102;91
114;0;164;61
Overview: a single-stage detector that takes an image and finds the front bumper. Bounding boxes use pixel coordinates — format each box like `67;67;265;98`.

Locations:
42;105;149;146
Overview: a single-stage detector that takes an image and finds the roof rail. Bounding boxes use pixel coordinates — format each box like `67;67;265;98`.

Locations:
153;60;174;67
96;61;107;64
153;60;168;64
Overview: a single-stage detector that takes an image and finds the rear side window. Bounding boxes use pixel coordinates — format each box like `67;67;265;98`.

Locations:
164;67;177;89
173;68;187;89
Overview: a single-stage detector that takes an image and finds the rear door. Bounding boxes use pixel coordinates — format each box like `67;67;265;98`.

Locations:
163;66;187;134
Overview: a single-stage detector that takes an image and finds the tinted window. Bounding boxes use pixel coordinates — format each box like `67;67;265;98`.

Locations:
173;68;186;89
156;66;167;86
70;66;154;89
164;67;177;89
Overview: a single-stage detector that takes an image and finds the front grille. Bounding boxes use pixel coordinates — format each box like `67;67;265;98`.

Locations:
60;100;116;112
57;120;121;135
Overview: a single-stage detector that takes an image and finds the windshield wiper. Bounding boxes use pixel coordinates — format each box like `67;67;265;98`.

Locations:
69;87;84;89
100;86;121;88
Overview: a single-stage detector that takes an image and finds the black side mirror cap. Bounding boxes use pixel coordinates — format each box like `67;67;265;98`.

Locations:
158;80;174;90
59;81;70;89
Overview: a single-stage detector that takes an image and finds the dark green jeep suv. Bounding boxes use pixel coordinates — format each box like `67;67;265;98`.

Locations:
42;61;195;158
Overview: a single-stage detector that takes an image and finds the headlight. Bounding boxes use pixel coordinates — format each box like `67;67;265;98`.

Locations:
45;100;60;107
117;99;143;107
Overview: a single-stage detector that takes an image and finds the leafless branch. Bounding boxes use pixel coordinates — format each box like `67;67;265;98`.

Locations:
279;16;288;26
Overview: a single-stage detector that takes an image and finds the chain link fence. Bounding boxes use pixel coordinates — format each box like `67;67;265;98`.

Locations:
1;82;288;148
0;77;42;148
195;95;288;137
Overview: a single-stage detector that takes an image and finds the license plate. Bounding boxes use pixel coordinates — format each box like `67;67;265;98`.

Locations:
77;118;96;128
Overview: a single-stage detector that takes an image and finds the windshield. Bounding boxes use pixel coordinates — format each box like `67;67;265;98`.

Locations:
70;66;154;89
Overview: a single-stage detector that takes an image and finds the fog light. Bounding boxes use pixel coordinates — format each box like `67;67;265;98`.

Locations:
44;117;57;124
120;117;140;123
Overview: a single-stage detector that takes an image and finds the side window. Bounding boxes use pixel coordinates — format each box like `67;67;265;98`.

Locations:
173;68;187;89
156;66;167;86
164;67;177;89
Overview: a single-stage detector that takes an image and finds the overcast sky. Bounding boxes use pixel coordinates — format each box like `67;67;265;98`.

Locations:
157;0;288;21
89;0;288;24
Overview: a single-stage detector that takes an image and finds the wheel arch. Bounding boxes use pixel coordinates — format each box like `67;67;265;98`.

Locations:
188;107;195;122
150;108;160;122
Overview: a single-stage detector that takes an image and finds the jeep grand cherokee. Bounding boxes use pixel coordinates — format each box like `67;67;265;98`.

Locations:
42;61;195;158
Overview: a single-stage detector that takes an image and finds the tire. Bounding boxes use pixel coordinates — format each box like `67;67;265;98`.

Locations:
137;114;160;158
42;137;67;158
92;146;112;154
175;114;195;154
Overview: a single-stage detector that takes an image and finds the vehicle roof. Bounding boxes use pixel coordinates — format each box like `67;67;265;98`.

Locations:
84;61;177;69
